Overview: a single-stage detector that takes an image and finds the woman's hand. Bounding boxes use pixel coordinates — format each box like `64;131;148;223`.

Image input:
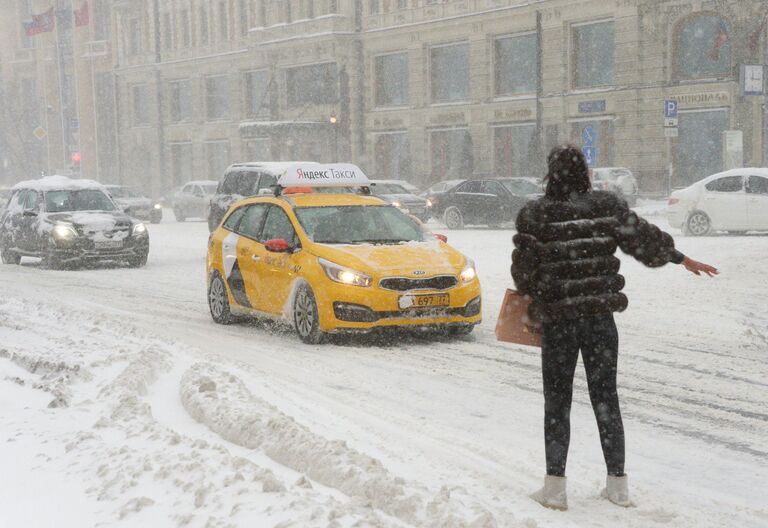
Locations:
683;256;719;277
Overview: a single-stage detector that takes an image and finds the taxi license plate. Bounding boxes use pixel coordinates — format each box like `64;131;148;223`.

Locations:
399;293;450;310
95;240;123;250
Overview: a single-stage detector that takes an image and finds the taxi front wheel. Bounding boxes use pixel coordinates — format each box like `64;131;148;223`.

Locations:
209;272;235;325
293;283;326;345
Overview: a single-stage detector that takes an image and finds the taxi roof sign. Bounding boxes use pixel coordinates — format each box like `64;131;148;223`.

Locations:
277;163;370;189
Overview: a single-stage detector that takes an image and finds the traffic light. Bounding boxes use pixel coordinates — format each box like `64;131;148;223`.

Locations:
70;151;81;172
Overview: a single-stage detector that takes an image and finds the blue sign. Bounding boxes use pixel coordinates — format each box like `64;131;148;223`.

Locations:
582;146;598;167
578;100;606;114
664;100;678;119
582;126;597;147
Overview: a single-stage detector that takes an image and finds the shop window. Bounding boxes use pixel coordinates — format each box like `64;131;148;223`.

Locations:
495;33;537;97
675;14;732;80
494;124;537;177
677;110;728;187
205;75;230;120
430;129;473;180
375;53;408;107
245;70;271;117
132;84;150;126
431;43;470;103
170;142;193;187
374;132;411;180
572;21;614;89
199;6;209;45
169;80;192;123
285;62;338;106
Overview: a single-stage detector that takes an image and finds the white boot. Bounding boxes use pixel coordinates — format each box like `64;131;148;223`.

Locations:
530;475;567;511
601;474;633;507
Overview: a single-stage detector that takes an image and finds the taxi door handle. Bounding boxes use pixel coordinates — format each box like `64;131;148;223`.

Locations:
251;255;260;262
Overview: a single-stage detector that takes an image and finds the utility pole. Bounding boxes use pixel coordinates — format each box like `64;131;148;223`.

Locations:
152;0;166;196
534;10;545;175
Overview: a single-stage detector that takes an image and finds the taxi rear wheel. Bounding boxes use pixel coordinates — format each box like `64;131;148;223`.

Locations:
209;272;235;324
293;283;325;345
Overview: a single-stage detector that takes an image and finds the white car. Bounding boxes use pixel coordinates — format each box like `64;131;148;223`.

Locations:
667;168;768;235
172;180;218;222
591;167;639;205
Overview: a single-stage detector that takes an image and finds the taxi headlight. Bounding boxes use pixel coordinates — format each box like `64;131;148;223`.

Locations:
52;223;78;240
319;258;372;287
460;260;477;283
132;222;147;236
153;203;162;210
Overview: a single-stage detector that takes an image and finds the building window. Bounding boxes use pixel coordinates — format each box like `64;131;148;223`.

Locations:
169;80;192;123
132;84;150;126
128;18;142;55
495;33;537;97
285;62;338;106
245;138;271;160
493;124;536;177
93;1;111;41
328;0;338;14
205;141;231;180
218;1;228;40
205;75;230;120
572;21;614;89
199;5;209;45
374;53;408;107
278;0;292;23
430;128;473;180
431;43;470;103
369;0;380;14
397;0;408;8
675;14;732;80
238;0;249;36
170;142;194;187
162;13;173;50
245;70;271;117
374;132;411;180
677;110;728;187
180;9;191;47
19;0;33;49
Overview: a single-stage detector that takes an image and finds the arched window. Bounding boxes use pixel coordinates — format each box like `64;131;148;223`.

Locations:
675;14;732;79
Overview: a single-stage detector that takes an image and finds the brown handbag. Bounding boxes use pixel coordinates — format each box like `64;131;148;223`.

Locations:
495;289;542;347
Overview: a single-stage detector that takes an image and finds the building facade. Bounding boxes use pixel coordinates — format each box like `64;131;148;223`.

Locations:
1;0;766;195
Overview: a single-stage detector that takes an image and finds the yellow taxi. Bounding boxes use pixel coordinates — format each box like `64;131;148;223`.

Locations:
206;163;481;343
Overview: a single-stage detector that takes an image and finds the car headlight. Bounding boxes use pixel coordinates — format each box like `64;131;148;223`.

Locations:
52;223;77;240
426;199;433;208
153;203;162;210
460;259;477;283
132;222;147;235
318;258;372;287
392;201;401;208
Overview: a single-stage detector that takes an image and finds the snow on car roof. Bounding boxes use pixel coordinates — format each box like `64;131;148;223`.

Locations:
700;167;768;183
12;175;105;191
185;180;219;186
226;161;320;176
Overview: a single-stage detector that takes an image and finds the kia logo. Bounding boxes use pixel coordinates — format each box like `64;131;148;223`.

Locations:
413;270;426;276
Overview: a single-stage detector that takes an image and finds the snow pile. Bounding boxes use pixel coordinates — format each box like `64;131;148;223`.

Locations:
180;362;503;528
12;174;104;191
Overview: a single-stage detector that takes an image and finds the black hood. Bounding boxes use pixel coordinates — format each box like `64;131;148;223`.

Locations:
44;210;133;228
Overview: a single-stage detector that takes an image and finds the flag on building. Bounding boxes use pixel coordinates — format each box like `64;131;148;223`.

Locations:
748;14;767;55
708;20;730;61
23;7;55;36
74;1;89;27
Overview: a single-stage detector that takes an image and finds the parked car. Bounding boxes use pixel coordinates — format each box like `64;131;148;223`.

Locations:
431;177;541;229
590;167;639;206
388;179;420;195
667;168;768;236
172;180;218;222
0;175;149;268
104;185;162;224
369;180;431;222
207;162;317;232
421;179;466;210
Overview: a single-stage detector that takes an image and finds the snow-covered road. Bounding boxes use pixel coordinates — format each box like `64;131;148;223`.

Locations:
1;212;766;528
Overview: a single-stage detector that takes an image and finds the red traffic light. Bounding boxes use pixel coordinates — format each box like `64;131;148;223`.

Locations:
71;152;81;163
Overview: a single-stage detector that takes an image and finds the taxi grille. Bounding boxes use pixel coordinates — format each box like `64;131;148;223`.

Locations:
379;275;458;292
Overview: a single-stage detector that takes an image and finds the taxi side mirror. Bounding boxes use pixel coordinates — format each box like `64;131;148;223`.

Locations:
265;239;290;253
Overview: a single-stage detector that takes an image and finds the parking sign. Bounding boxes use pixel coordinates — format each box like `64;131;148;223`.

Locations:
664;100;678;119
582;126;596;147
582;146;597;167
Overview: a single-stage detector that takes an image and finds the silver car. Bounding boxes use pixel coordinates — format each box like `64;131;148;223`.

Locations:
172;181;218;222
591;167;639;206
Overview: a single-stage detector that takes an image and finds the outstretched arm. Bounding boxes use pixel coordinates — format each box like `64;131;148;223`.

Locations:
682;256;719;277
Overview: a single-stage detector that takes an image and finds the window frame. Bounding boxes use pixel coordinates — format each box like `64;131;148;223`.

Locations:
244;69;271;118
169;79;193;123
429;41;471;104
493;31;538;99
260;205;299;246
284;61;339;107
131;83;151;127
205;74;231;121
373;51;410;109
571;19;615;90
235;203;270;240
673;13;733;82
747;175;768;195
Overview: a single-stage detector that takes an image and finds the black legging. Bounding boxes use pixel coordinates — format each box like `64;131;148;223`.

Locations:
541;313;625;477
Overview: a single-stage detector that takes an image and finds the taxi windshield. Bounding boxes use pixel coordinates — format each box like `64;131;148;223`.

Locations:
295;205;425;245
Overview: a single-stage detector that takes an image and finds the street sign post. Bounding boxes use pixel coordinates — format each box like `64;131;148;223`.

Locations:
582;125;596;147
33;126;47;141
663;100;678;128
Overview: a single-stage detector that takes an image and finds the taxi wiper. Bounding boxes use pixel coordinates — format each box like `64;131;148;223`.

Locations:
360;239;412;245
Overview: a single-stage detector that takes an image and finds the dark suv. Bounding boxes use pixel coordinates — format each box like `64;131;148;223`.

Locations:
207;163;295;232
430;177;541;229
0;176;149;268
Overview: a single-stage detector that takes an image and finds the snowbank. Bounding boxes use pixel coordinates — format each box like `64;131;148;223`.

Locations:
180;362;504;528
